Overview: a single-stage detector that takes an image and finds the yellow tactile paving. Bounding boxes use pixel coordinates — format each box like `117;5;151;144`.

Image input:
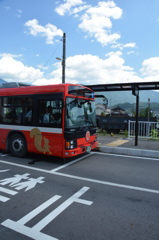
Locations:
105;139;129;147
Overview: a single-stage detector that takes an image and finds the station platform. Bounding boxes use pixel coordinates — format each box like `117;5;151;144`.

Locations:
96;135;159;158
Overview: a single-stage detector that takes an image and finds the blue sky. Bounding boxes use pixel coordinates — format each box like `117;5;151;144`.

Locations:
0;0;159;86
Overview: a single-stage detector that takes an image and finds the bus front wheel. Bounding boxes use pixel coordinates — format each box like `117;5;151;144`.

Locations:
9;133;27;158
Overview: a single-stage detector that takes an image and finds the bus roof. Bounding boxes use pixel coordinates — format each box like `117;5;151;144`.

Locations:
0;82;93;97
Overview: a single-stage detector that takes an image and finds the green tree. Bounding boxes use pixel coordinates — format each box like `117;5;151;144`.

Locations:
139;107;153;118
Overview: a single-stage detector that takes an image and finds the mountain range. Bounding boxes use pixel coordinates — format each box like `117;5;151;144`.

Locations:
95;90;159;106
95;90;159;115
0;78;7;84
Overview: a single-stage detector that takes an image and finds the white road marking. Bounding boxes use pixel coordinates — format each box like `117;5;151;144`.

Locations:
0;154;10;157
0;160;52;174
12;177;45;191
0;186;18;202
53;171;159;194
51;153;94;172
2;220;58;240
18;195;61;225
33;186;92;232
0;186;17;195
0;195;10;202
0;169;10;172
0;173;30;186
0;159;159;194
95;151;159;161
2;186;92;240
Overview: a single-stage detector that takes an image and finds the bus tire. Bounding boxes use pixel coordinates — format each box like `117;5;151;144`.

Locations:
9;133;27;158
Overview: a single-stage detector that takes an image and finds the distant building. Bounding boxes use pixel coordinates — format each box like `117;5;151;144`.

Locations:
152;110;159;119
96;104;130;116
95;103;110;116
111;106;129;116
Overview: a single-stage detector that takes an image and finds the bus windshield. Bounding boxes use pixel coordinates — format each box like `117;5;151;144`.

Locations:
65;97;96;129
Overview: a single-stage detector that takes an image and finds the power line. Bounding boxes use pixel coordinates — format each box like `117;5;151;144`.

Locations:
42;40;61;68
29;40;62;83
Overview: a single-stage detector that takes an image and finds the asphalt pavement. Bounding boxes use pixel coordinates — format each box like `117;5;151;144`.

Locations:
96;134;159;158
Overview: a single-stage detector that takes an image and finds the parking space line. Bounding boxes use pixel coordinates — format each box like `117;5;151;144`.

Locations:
53;171;159;194
0;158;159;195
50;153;94;173
94;151;159;161
0;160;52;174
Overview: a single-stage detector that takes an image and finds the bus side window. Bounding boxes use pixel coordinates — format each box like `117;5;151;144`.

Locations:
1;96;33;125
25;109;32;122
53;111;61;124
37;99;62;126
38;101;46;123
22;98;33;124
16;107;24;124
5;108;17;123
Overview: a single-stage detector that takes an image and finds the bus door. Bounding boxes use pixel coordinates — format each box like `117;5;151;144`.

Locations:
30;93;64;157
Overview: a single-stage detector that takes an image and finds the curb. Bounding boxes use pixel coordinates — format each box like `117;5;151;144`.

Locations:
99;146;159;159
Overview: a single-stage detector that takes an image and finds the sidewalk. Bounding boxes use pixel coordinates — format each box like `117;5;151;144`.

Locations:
96;135;159;158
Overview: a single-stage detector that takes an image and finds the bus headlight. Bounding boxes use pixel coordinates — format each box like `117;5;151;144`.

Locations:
65;140;77;150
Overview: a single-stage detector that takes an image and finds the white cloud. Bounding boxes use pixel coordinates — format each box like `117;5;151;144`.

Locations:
33;77;61;86
127;51;135;55
50;53;140;85
86;1;122;19
24;19;63;44
78;1;122;45
140;57;159;77
71;5;90;16
39;53;159;86
2;54;159;87
105;51;123;57
111;42;137;50
0;56;43;83
55;1;122;46
37;64;49;70
0;53;23;58
16;9;22;18
55;0;87;16
124;43;136;48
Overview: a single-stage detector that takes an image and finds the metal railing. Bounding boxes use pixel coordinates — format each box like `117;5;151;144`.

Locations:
128;120;159;139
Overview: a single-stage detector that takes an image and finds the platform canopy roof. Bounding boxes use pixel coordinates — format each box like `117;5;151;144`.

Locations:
85;81;159;92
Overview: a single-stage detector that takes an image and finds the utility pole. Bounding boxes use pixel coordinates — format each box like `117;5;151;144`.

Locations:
132;85;139;146
62;32;66;83
148;98;150;122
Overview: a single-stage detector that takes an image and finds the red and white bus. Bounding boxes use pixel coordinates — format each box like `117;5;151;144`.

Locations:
0;83;98;158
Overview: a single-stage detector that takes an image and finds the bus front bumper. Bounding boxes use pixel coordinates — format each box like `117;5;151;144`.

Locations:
64;141;98;158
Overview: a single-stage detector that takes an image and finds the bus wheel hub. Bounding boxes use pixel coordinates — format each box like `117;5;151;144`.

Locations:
12;139;23;152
